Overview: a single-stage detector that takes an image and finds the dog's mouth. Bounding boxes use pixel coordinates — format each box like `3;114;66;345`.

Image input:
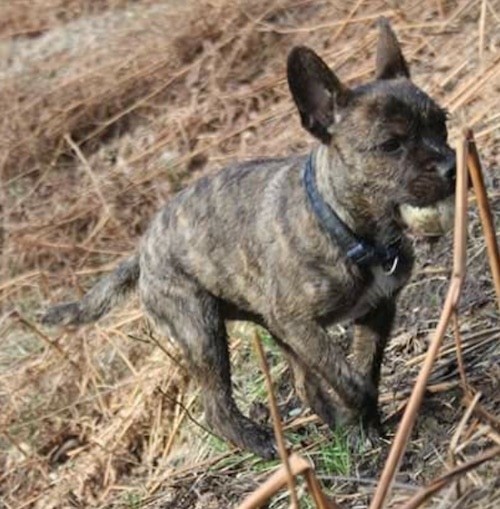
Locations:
397;195;455;237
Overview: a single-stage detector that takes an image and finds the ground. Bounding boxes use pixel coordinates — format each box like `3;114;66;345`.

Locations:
1;1;499;508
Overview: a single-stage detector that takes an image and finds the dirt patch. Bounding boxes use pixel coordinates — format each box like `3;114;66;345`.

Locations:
1;0;499;508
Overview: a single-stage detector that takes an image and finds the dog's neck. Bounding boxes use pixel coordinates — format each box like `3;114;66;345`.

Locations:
313;144;403;249
307;147;403;271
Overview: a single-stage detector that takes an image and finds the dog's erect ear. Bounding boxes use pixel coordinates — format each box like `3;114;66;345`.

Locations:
375;18;410;80
287;46;350;144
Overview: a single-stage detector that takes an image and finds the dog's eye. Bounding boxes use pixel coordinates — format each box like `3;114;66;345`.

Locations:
380;138;403;153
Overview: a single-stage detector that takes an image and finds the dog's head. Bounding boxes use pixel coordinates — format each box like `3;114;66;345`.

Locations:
287;18;455;237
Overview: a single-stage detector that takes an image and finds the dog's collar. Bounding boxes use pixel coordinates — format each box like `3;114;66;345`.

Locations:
303;154;400;274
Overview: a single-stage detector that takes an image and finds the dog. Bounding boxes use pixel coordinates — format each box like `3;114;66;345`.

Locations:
42;19;456;459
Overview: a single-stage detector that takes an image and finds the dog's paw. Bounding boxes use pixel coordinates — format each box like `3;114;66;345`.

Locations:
241;424;277;460
345;419;385;453
335;385;384;451
209;410;278;460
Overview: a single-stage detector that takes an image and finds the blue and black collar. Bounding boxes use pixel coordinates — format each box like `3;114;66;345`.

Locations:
303;154;400;274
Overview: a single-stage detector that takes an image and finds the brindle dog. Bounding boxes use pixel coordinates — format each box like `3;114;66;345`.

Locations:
43;19;456;459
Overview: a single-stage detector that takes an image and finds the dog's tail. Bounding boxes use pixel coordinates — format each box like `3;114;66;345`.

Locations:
42;254;140;326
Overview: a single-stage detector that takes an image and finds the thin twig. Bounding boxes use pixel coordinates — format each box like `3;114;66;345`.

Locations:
449;391;481;456
451;311;469;393
331;0;365;44
468;398;500;433
15;312;79;368
64;133;113;219
399;445;500;509
479;0;487;61
448;389;482;501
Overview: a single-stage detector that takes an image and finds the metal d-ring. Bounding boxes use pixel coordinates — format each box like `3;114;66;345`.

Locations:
384;255;399;276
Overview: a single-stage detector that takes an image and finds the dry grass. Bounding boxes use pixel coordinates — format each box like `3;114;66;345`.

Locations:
1;0;499;507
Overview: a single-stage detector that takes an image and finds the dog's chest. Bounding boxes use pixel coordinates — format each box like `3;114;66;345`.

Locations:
345;265;403;319
308;253;412;325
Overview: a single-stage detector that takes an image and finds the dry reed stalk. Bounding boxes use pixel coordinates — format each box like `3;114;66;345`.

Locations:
446;58;500;112
330;0;366;44
399;445;500;509
452;392;482;456
256;11;395;35
0;0;132;39
451;311;469;393
447;391;482;498
468;397;500;434
454;425;492;455
405;327;500;367
476;121;500;139
369;132;470;509
14;312;78;368
146;391;198;493
238;454;341;509
465;129;500;313
252;331;300;509
440;0;481;29
303;468;342;509
487;430;500;446
478;0;487;61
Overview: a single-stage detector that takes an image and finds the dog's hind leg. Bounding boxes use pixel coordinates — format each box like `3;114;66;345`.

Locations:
349;298;397;435
140;272;276;459
351;299;396;393
266;316;377;417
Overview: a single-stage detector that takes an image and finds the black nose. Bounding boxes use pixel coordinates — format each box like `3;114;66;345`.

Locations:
437;154;456;182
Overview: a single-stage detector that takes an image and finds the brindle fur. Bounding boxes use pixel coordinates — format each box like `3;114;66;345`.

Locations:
42;19;456;459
